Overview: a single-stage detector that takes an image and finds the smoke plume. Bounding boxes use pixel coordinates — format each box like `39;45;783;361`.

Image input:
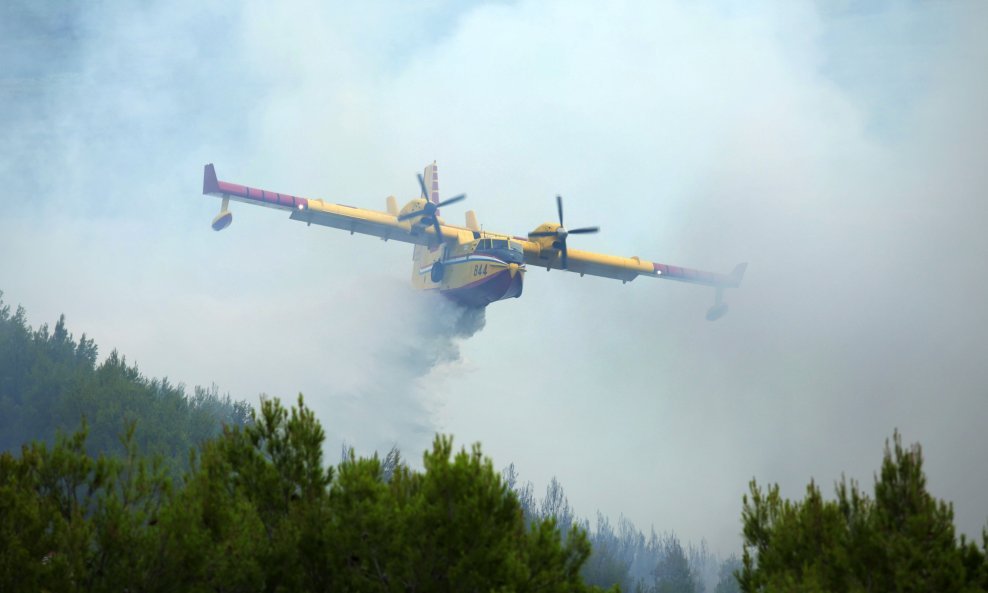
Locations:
306;277;486;459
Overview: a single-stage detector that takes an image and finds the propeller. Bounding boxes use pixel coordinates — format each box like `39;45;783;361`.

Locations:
528;195;599;269
397;173;466;243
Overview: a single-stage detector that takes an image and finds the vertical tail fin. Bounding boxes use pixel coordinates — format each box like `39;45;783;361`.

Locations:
423;161;440;208
465;211;480;231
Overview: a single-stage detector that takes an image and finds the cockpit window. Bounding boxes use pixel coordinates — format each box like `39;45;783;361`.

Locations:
477;238;520;251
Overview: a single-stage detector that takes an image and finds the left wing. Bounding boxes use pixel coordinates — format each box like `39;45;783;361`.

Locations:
520;240;746;288
202;164;461;245
520;239;746;320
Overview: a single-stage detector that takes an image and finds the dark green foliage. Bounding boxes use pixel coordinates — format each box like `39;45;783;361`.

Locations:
0;292;250;469
0;395;605;592
323;427;599;591
740;431;988;592
0;422;170;593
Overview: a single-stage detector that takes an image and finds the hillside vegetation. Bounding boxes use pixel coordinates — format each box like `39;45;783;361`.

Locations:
1;291;985;592
740;433;988;592
0;291;249;466
1;394;601;592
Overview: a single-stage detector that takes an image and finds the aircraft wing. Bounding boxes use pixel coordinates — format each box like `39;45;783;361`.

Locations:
521;240;747;288
202;164;457;245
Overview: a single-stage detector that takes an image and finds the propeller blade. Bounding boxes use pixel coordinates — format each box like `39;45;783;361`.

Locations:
402;168;462;225
437;193;465;208
417;173;430;200
568;226;599;234
432;217;443;243
531;195;597;269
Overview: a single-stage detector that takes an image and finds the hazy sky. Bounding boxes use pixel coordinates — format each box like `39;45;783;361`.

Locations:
2;0;986;555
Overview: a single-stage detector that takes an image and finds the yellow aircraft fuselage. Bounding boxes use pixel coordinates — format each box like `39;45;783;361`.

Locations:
411;235;526;307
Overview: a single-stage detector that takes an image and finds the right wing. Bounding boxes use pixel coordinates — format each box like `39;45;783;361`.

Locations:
202;164;460;245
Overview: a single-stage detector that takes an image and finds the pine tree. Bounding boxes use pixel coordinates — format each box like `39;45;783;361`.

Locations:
739;431;987;592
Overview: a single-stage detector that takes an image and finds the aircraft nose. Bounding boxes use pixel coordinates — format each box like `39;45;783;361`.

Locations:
508;263;520;278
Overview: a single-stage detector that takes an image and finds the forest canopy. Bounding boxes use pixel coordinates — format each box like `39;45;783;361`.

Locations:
0;294;742;591
0;394;601;592
0;291;250;466
740;432;988;592
1;292;985;592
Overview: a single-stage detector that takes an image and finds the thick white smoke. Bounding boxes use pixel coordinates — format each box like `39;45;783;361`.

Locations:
299;276;486;459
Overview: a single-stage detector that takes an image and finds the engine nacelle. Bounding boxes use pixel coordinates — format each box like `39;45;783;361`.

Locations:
527;223;561;251
397;198;429;221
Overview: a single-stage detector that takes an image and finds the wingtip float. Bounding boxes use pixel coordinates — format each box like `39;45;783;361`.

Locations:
202;163;746;320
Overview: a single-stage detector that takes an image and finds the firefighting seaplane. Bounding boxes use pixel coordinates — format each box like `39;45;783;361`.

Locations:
203;162;746;320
